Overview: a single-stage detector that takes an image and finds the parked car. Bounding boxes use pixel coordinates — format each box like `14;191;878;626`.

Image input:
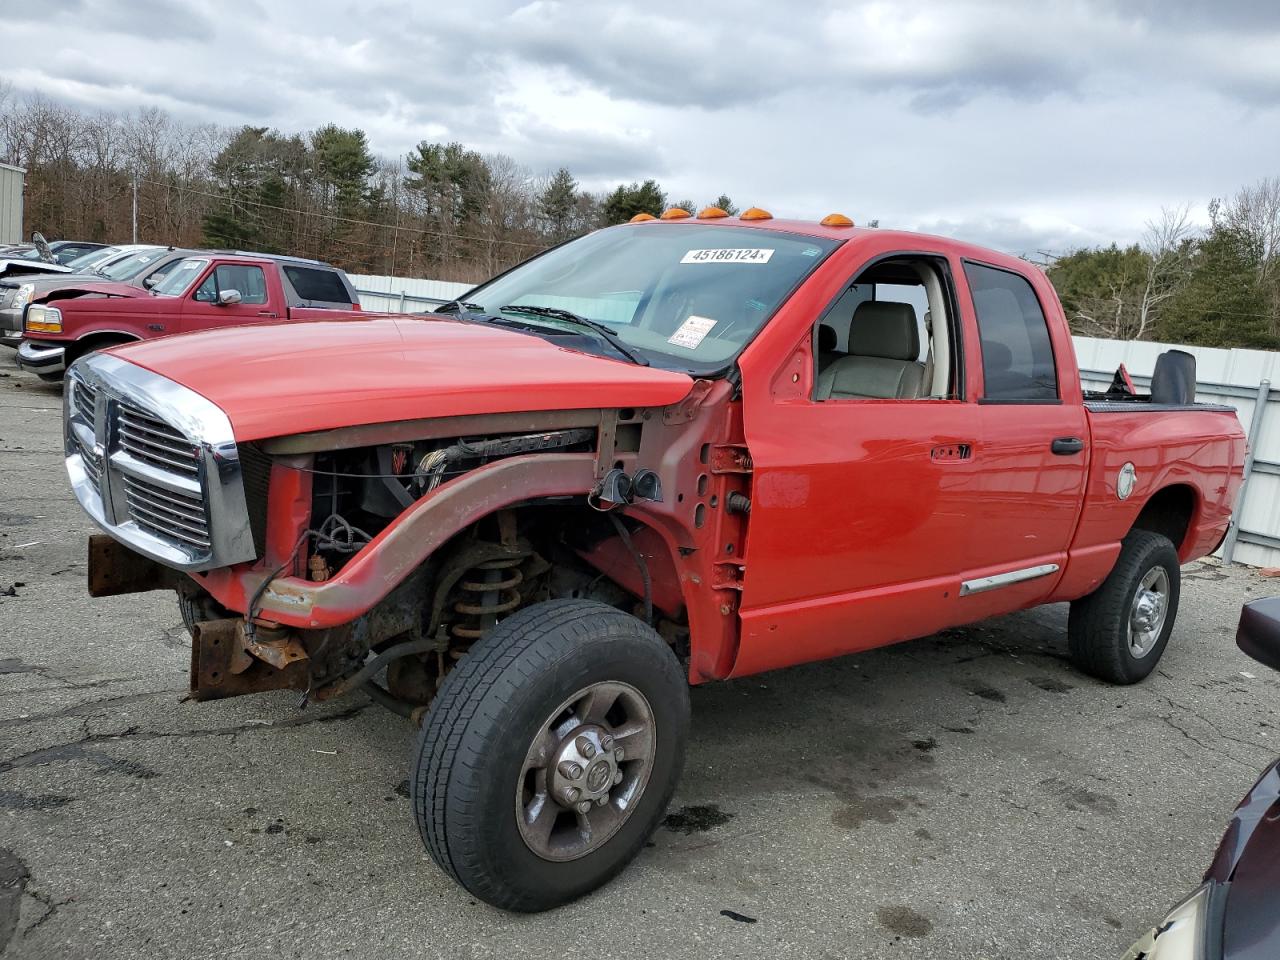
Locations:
16;252;360;380
62;210;1244;910
0;246;191;348
1122;596;1280;960
0;237;109;279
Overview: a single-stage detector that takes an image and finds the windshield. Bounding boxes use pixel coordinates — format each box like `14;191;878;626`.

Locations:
458;223;839;372
99;248;167;281
66;247;121;271
151;258;207;297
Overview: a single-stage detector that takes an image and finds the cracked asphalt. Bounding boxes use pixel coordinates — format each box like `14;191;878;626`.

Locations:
2;359;1279;960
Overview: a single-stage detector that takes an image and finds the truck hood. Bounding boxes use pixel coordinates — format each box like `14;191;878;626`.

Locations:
111;316;696;441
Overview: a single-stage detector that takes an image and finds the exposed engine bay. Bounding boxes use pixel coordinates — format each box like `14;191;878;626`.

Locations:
196;425;689;719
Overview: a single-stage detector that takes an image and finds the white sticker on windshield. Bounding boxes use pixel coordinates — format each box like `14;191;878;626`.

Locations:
667;315;718;349
681;248;774;264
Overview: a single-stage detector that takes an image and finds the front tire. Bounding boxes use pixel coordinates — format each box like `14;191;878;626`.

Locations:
1068;529;1181;684
412;599;690;911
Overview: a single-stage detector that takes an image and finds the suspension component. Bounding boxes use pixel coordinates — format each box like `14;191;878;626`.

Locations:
451;555;527;639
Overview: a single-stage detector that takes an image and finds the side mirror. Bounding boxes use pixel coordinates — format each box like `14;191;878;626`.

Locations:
217;289;242;306
1237;597;1280;672
143;275;159;289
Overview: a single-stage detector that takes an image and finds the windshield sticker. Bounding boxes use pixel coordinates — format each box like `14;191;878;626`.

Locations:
667;314;718;349
681;248;774;264
801;246;822;257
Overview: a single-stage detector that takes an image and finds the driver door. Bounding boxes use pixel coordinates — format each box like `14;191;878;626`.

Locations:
179;262;277;333
732;248;983;677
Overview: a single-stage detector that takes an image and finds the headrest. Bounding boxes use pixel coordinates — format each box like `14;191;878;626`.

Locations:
1151;349;1196;405
848;301;919;361
817;324;837;353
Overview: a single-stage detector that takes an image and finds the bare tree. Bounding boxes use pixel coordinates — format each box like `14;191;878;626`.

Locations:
1135;204;1196;338
1218;177;1280;284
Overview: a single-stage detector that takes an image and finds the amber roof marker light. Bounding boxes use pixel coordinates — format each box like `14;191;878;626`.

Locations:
629;213;657;223
696;206;729;219
659;207;692;220
739;207;773;221
820;213;855;227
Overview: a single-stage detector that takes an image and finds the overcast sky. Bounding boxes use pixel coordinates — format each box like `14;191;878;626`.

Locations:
8;0;1280;255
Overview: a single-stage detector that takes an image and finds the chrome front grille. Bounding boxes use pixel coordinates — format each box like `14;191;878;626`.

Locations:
72;378;98;422
120;474;211;549
76;433;103;487
63;354;256;572
118;402;201;477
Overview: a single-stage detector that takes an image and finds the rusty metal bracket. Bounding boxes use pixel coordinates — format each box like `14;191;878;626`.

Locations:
243;624;310;671
189;619;308;701
710;445;753;475
87;534;180;597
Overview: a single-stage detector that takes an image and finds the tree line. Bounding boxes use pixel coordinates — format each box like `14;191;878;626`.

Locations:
3;86;1279;349
1047;181;1280;350
0;89;737;284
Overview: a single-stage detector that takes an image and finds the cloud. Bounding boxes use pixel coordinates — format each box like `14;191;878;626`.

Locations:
5;0;1280;256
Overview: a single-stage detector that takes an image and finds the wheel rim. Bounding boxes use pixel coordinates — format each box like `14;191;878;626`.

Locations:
1127;566;1170;658
515;681;656;862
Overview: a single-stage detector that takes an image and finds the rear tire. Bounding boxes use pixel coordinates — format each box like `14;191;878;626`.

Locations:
1068;529;1181;684
412;599;689;911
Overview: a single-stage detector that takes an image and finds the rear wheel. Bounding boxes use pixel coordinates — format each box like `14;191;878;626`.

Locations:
412;598;689;911
1068;529;1181;684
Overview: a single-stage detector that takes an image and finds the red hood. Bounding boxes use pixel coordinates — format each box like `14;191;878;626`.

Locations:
111;316;695;441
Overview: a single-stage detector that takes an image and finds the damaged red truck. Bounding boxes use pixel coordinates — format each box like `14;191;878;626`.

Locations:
65;209;1245;910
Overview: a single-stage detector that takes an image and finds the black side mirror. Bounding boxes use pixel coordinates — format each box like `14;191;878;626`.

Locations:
1237;597;1280;672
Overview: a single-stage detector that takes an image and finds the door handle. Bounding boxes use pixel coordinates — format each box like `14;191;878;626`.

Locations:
1050;437;1085;455
257;310;278;318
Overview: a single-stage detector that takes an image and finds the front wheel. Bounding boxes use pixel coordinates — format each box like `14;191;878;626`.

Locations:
1068;529;1181;684
412;599;690;911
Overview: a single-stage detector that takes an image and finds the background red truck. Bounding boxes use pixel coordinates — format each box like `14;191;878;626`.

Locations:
63;210;1245;910
17;252;360;380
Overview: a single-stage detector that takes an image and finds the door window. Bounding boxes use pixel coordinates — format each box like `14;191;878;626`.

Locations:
813;256;958;400
193;264;268;305
964;262;1058;400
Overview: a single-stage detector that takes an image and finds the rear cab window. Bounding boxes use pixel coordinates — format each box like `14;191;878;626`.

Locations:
282;266;354;306
964;261;1059;401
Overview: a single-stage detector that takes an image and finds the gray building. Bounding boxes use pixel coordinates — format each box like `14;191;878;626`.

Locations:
0;163;25;245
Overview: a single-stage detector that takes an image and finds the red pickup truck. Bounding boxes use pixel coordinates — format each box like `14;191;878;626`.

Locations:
63;209;1245;911
17;252;359;380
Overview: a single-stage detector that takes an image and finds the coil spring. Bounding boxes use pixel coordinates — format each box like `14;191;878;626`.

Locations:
450;556;525;640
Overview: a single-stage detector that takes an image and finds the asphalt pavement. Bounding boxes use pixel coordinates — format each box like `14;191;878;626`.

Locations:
1;359;1277;960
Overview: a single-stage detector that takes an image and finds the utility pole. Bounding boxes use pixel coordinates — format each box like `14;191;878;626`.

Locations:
131;174;138;243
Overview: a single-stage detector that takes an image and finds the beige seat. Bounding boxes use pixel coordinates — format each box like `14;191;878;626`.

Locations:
816;301;925;400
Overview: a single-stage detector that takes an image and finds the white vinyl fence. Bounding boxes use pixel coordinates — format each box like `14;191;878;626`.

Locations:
1075;336;1279;569
349;274;1280;568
